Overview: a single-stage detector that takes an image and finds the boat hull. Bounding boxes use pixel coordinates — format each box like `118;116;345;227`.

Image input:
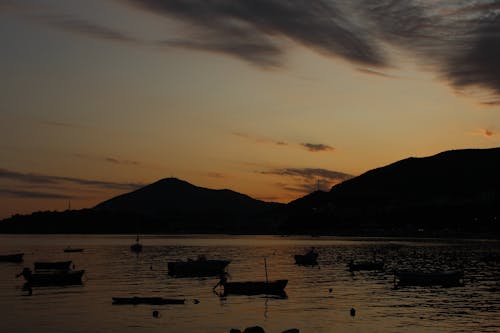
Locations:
0;253;24;263
294;254;318;266
168;260;230;277
222;279;288;296
348;261;384;271
395;270;464;287
24;270;85;286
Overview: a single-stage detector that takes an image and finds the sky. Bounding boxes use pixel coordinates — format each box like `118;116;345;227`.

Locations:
1;0;500;219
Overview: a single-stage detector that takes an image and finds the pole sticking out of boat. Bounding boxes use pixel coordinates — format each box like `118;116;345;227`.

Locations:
264;257;269;283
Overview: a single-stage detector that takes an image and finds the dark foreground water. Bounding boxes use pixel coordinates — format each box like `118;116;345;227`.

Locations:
0;235;499;333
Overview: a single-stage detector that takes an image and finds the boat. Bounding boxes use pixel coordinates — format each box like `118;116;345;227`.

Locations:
215;278;288;296
34;261;72;271
394;270;464;287
130;235;142;253
112;297;185;305
64;247;84;253
348;260;384;271
168;255;230;277
294;248;318;266
0;253;24;263
17;267;85;286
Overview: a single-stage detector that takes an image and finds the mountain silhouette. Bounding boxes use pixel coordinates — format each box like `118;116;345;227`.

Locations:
285;148;500;237
95;177;281;218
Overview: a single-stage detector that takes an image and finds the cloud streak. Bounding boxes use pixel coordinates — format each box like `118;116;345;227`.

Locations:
262;167;353;194
0;168;143;191
301;143;334;152
0;188;76;200
232;132;288;147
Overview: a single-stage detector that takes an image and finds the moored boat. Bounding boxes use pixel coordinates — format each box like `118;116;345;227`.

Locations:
215;278;288;296
64;247;84;253
17;267;85;286
34;261;72;271
168;255;230;277
0;253;24;263
294;248;318;266
130;235;142;253
394;270;464;287
112;297;185;305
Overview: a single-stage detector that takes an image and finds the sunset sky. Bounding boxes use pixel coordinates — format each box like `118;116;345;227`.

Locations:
1;0;500;219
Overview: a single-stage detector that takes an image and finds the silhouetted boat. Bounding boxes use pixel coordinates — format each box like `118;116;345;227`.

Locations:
294;248;318;266
17;267;84;286
168;255;230;277
394;270;464;287
348;260;384;271
112;297;185;305
215;278;288;296
64;247;83;253
34;261;72;271
130;235;142;253
0;253;24;263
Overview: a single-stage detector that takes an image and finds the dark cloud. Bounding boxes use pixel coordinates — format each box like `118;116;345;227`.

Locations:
301;143;334;152
0;188;76;199
262;167;353;194
105;157;141;166
125;0;386;68
0;168;143;191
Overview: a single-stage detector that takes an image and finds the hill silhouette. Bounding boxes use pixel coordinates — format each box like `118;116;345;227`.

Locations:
285;148;500;237
0;178;283;234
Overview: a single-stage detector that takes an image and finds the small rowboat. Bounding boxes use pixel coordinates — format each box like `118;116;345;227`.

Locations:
34;261;72;271
112;297;185;305
64;248;84;253
394;270;464;287
0;253;24;263
294;249;318;266
216;279;288;296
168;256;230;277
18;267;84;286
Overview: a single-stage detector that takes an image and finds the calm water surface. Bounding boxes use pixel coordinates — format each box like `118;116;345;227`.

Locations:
0;235;499;333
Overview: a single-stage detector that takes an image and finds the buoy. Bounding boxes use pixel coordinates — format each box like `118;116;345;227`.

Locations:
350;308;356;317
328;288;333;293
152;310;159;318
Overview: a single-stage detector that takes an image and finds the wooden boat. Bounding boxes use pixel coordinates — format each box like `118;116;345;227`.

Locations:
64;247;84;253
348;260;384;271
34;261;72;271
0;253;24;263
112;297;185;305
168;255;230;277
394;270;464;287
18;267;84;286
294;248;318;266
216;279;288;296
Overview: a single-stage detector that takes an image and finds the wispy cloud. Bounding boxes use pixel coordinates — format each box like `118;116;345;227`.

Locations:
40;120;80;128
206;172;225;179
262;167;353;194
301;143;334;152
232;132;288;147
357;68;400;79
0;188;77;200
0;168;143;191
104;157;141;166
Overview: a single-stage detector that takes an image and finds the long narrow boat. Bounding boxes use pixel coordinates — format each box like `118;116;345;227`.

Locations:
34;261;72;271
64;248;84;253
394;270;464;287
217;279;288;296
0;253;24;263
18;268;84;286
168;256;230;277
112;297;185;305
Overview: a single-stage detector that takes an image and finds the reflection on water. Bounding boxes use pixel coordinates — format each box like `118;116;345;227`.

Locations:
0;235;499;333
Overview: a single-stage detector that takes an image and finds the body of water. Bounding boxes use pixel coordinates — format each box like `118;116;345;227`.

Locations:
0;235;499;333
